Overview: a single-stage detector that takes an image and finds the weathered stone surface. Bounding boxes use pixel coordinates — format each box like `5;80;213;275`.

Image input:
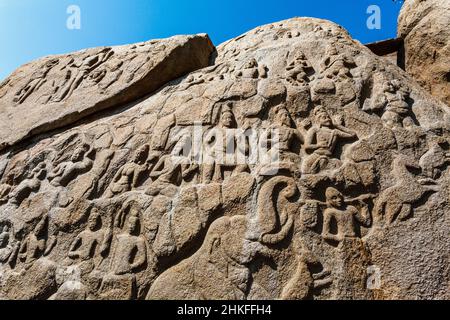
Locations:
0;17;449;300
0;34;215;151
398;0;450;106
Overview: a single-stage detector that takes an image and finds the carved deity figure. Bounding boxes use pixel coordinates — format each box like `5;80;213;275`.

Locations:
285;51;315;85
110;213;147;276
322;187;372;242
235;58;268;79
146;152;183;196
68;209;112;264
302;106;357;174
264;105;304;169
48;145;94;187
365;79;412;130
18;215;55;269
320;46;355;79
10;162;47;205
202;104;248;183
105;145;150;198
52;48;114;102
13;59;59;104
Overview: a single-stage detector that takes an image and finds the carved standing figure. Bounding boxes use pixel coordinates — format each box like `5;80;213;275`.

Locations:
18;215;55;269
322;187;372;242
264;105;304;169
202;103;248;183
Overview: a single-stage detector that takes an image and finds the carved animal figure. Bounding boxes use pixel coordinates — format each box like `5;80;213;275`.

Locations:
374;155;440;224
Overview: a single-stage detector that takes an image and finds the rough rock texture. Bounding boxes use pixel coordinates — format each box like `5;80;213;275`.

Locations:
0;17;449;300
398;0;450;106
0;34;215;151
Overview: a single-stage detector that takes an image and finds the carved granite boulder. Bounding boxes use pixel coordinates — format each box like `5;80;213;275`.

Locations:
398;0;450;106
0;17;449;300
0;34;215;151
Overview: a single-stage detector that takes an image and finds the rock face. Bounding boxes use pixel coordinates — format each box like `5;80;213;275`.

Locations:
0;17;449;300
398;0;450;106
0;34;215;151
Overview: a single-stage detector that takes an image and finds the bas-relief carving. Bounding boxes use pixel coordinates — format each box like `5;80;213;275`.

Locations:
1;18;449;300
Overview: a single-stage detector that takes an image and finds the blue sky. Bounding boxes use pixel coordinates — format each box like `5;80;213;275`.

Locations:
0;0;403;80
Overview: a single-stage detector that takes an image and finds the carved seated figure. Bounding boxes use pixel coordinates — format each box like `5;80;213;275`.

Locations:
145;152;182;196
322;187;372;243
18;215;55;269
302;106;357;174
9;162;47;206
285;51;315;85
104;145;150;198
235;58;268;79
68;209;112;272
99;213;146;300
320;46;355;79
48;145;94;187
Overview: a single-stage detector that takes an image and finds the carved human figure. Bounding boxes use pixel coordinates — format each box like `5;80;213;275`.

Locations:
302;106;357;174
48;145;94;187
18;215;55;269
9;162;47;205
374;155;440;224
13;59;59;104
0;224;16;264
68;209;112;264
104;145;150;198
235;58;268;79
285;51;315;85
202;104;248;183
366;79;412;130
52;48;114;102
109;213;147;275
322;187;372;242
264;105;304;168
146;153;182;196
320;46;355;79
